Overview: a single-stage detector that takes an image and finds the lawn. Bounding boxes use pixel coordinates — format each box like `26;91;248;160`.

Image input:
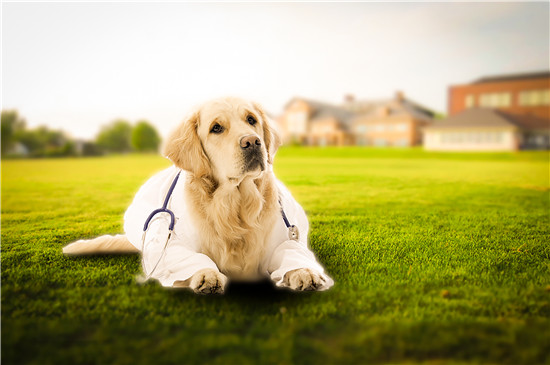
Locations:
2;147;549;364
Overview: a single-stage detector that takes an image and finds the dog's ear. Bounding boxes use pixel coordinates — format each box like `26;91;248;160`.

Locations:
163;112;211;177
254;102;282;164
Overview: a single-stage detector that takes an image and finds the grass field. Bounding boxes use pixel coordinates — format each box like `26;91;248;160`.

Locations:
2;147;549;364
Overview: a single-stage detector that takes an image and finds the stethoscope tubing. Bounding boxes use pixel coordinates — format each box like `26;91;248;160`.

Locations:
140;171;182;280
143;171;181;232
139;169;300;282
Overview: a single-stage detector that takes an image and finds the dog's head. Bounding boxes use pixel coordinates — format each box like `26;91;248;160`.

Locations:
164;97;281;185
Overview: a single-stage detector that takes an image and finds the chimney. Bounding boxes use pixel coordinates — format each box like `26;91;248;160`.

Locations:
395;91;405;102
344;94;355;103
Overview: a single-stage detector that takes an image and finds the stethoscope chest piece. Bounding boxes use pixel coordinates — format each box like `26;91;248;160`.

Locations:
279;196;300;242
288;225;300;241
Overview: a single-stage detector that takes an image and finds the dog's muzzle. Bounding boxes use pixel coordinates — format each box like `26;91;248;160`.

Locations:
240;134;265;172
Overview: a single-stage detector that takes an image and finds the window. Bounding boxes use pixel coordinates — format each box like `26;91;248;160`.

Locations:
519;90;550;106
465;94;475;108
394;138;409;147
394;123;407;132
479;93;512;107
356;125;367;134
287;112;308;134
502;93;512;106
479;95;488;106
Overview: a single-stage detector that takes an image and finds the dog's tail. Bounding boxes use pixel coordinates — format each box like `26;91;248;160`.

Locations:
62;234;139;256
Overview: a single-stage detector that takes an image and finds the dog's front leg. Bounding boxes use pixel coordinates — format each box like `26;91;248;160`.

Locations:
268;240;334;291
173;268;227;294
283;268;326;291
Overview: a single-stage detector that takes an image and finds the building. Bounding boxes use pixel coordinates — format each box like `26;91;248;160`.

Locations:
280;98;355;146
423;108;549;151
424;71;550;151
448;71;549;119
278;92;435;146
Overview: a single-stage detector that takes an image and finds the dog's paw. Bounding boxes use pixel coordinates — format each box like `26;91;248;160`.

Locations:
283;268;326;291
188;268;227;294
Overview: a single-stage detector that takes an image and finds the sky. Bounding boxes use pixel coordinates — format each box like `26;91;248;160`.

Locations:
2;1;549;140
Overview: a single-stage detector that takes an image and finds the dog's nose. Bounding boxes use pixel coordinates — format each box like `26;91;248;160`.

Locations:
240;135;261;149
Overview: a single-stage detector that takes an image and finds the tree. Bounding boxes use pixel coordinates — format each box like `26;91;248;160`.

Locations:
131;120;161;152
80;141;103;156
95;120;133;153
16;126;75;157
1;110;26;155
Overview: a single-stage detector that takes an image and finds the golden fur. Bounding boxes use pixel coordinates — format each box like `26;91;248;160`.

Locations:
63;97;327;293
163;97;281;279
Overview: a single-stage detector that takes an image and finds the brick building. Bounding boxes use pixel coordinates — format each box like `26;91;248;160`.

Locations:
448;71;550;119
278;92;435;146
424;71;550;151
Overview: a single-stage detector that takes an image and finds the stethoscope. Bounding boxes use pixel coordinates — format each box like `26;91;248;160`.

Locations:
139;170;299;281
139;171;181;281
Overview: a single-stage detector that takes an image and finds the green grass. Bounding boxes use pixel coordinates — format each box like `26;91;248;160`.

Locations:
2;147;549;364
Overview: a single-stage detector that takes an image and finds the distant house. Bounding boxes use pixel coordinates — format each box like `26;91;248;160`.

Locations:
279;98;356;146
277;92;435;146
425;71;550;151
423;108;550;151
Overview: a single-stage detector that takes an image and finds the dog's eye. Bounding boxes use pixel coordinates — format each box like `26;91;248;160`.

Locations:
246;115;257;126
210;124;224;134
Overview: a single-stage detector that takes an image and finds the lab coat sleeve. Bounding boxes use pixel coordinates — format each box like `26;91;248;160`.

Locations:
267;182;334;291
133;214;219;288
123;167;219;288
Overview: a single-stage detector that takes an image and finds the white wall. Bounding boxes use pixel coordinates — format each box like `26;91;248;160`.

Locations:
424;129;518;151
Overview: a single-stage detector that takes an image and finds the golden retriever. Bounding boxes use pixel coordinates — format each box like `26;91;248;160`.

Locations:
63;97;333;293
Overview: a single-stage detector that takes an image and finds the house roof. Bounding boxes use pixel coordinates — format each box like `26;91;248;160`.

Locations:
472;70;550;84
304;99;357;127
425;108;550;131
344;98;435;121
507;113;550;131
284;98;356;131
287;94;435;131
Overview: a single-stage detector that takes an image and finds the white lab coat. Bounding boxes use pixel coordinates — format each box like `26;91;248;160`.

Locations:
123;166;334;290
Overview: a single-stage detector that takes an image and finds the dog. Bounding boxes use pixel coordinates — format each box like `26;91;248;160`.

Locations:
63;97;333;293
